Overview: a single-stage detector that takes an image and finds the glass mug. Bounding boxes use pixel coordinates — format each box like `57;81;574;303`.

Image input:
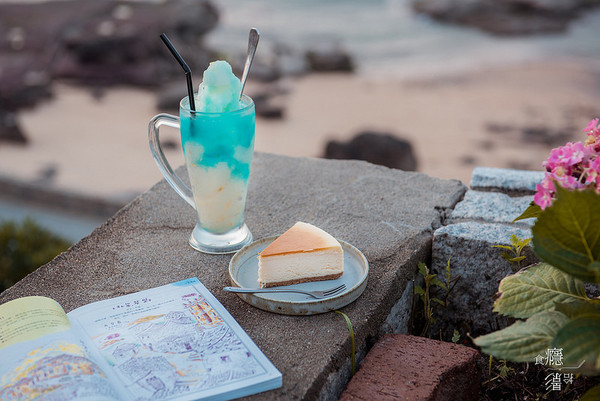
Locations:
149;95;255;254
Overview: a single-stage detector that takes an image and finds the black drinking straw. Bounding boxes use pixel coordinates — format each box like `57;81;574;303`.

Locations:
160;33;196;111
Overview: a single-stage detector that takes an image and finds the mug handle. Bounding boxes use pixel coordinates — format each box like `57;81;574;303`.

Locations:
148;114;195;209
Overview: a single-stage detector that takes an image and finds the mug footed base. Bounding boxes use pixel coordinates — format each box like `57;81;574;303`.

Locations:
188;223;252;254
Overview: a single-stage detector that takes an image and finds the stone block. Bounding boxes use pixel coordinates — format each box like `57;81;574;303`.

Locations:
470;166;544;196
339;334;481;401
449;190;535;227
430;221;538;338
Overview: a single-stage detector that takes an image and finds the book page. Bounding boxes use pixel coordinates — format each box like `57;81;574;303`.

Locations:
0;296;71;350
0;298;121;400
67;278;281;401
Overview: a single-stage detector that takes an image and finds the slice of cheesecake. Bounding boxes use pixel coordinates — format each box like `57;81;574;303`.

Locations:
257;222;344;288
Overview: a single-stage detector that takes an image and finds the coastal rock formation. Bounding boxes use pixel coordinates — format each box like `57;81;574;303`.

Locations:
0;0;218;87
412;0;600;35
0;0;218;142
0;53;52;143
306;45;354;73
324;131;418;171
0;109;26;144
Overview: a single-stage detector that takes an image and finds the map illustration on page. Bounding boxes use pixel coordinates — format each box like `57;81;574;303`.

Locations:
0;278;282;401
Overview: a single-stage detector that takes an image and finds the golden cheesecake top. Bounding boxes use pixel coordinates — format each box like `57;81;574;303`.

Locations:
259;222;341;257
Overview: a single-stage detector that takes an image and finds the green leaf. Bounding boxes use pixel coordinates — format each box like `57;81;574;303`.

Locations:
515;237;532;251
414;285;425;295
552;314;600;375
493;263;588;319
580;385;600;401
335;311;356;376
492;245;513;251
506;256;526;263
429;277;445;289
514;202;542;222
498;362;514;379
452;329;460;343
554;300;600;319
418;262;428;278
532;187;600;284
473;311;569;362
431;298;445;306
592;261;600;279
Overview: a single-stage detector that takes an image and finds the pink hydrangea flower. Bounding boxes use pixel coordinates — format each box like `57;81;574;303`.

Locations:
549;164;571;178
543;141;588;171
585;157;600;185
534;118;600;209
584;118;600;148
534;174;556;210
555;174;584;190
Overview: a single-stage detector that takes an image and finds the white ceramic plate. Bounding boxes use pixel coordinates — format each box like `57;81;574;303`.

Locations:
228;236;369;315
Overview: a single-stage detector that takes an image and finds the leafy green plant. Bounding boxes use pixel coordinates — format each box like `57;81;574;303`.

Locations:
413;259;458;337
451;329;460;344
335;310;356;376
0;218;71;292
492;234;532;272
482;357;515;385
474;187;600;398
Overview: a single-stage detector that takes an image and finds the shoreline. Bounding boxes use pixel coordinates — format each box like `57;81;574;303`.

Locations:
1;59;599;202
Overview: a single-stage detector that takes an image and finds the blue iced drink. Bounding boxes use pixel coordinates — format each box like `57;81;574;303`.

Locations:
180;61;255;234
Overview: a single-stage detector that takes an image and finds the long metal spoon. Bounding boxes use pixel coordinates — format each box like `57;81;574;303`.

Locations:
239;27;260;99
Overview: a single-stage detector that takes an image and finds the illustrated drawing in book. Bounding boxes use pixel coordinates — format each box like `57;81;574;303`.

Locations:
0;278;282;401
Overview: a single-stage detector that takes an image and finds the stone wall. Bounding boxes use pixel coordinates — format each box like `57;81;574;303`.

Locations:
429;166;544;338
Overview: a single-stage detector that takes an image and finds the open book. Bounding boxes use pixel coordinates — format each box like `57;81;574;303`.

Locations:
0;278;282;401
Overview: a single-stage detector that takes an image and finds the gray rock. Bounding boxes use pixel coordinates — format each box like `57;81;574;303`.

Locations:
0;0;218;89
0;53;53;111
412;0;600;35
449;190;535;227
306;44;354;73
0;109;26;144
55;0;218;86
470;166;544;195
430;221;537;338
324;131;418;171
253;96;285;119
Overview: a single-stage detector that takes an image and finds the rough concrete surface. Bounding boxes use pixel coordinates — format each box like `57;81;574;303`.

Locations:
0;152;466;400
339;334;481;401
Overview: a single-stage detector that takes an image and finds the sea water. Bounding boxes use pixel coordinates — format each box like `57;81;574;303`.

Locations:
180;62;255;235
207;0;600;79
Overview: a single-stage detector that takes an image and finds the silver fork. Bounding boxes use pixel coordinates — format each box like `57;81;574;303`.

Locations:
223;283;347;299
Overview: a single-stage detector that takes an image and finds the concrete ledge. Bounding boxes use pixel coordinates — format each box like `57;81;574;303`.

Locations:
339;334;481;401
0;152;466;400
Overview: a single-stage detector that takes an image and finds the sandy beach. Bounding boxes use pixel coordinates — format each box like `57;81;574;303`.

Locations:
1;59;599;202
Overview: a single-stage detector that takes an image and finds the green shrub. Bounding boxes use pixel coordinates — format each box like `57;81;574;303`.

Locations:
0;218;71;293
474;187;600;399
